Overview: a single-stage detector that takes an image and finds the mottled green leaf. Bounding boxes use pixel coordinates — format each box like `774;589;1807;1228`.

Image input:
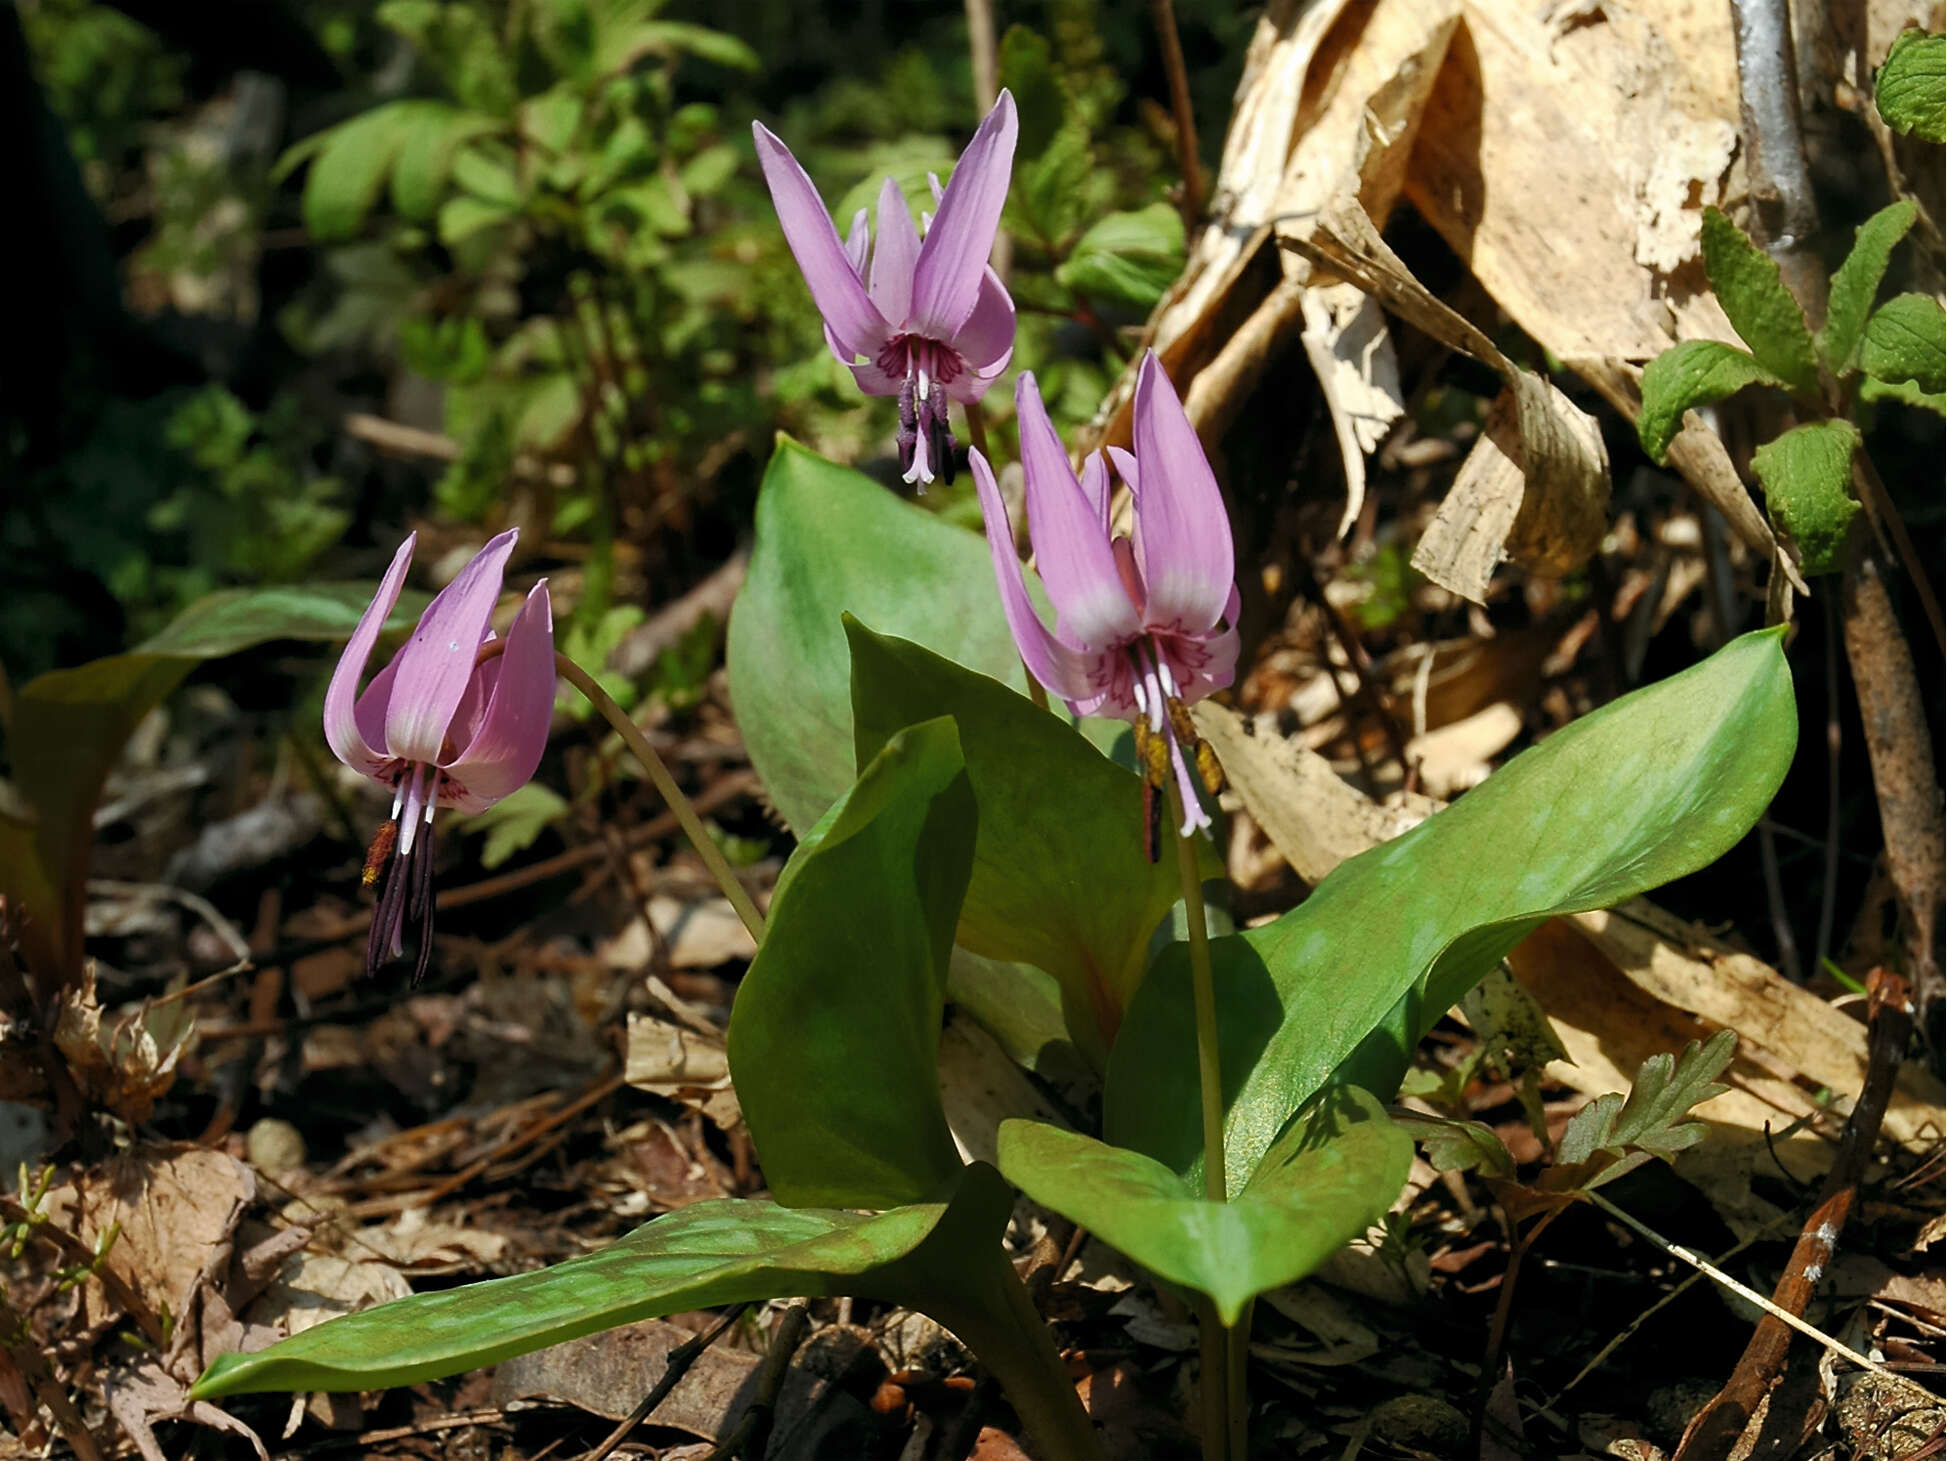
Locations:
1752;420;1862;576
1877;30;1945;142
1860;292;1946;393
998;1088;1411;1325
1108;631;1795;1194
1819;201;1918;372
1637;340;1784;463
1055;204;1186;310
1700;208;1820;394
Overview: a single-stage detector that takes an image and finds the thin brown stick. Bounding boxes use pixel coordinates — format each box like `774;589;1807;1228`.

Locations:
1151;0;1205;226
710;1301;810;1460
1728;0;1824;324
1841;536;1944;1026
1674;969;1920;1459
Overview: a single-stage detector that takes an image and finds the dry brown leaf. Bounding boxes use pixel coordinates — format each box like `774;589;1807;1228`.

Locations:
102;1363;267;1461
52;967;193;1125
491;1317;759;1433
45;1145;254;1331
938;1009;1070;1170
624;1012;742;1132
1567;902;1946;1151
358;1207;507;1271
1406;701;1524;798
1192;700;1436;885
601;895;756;972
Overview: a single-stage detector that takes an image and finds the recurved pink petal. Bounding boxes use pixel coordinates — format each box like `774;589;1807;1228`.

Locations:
1131;352;1235;634
868;177;919;326
324;534;416;779
971;449;1100;705
382;529;518;767
1078;450;1111;533
945;346;1012;404
843;207;870;274
1105;446;1140;500
947;265;1016;376
439;583;556;813
1015;373;1138;649
753;123;890;359
910;92;1017;339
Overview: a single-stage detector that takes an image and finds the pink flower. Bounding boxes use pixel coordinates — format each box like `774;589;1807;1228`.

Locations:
975;353;1239;836
324;529;554;979
754;92;1018;486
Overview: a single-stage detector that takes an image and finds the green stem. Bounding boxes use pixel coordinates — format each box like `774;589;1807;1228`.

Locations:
1226;1299;1252;1461
551;651;767;944
1170;782;1233;1460
1169;789;1226;1204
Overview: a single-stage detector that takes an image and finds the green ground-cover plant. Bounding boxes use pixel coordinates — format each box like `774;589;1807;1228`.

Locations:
1636;30;1944;577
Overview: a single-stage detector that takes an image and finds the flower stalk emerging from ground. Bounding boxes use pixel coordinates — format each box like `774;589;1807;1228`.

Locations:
326;529;554;982
973;352;1238;842
754;92;1018;487
975;354;1245;1456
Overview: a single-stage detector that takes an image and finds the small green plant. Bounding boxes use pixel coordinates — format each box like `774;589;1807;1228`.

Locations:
1636;32;1944;576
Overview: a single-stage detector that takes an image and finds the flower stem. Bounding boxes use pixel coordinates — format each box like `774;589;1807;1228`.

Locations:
1169;789;1226;1204
1169;781;1234;1461
963;397;991;463
551;651;768;943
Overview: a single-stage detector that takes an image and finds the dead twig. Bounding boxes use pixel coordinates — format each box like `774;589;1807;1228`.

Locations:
709;1301;811;1460
1842;536;1944;1029
1152;0;1204;226
1728;0;1824;324
1674;969;1924;1459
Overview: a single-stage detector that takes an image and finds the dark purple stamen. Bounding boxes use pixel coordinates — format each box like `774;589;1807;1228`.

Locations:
362;811;440;984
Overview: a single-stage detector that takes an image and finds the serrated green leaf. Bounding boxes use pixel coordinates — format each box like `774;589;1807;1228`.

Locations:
1054;203;1186;310
1016;119;1093;249
1751;420;1862;575
1557;1030;1735;1188
437;193;517;247
462;784;570;870
390;109;502;222
848;624;1213;1066
998;1087;1412;1326
1877;30;1945;142
1859;374;1947;414
452;144;523;206
1860;292;1946;393
296;102;426;240
1700;208;1821;394
1108;631;1796;1195
1819;201;1919;372
729;719;973;1208
1636;340;1785;463
1390;1109;1515;1178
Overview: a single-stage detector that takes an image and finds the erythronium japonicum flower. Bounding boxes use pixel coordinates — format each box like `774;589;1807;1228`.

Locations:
975;352;1239;844
753;91;1018;487
325;529;555;982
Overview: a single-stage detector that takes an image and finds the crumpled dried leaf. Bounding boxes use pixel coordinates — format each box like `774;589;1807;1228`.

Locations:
624;1012;742;1132
601;895;756;972
102;1362;267;1461
44;1144;254;1331
52;966;193;1125
1285;202;1612;601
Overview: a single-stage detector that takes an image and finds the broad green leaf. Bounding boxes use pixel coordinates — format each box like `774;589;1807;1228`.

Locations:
1015;119;1094;249
1054;204;1187;310
1700;208;1820;395
438;194;517;247
1819;201;1919;372
1751;420;1861;576
520;88;585;159
1860;292;1946;393
604;21;760;73
192;1163;1014;1399
295;102;429;240
1877;30;1945;142
1;585;427;983
452;144;523;207
728;718;973;1208
1636;341;1784;463
1107;631;1796;1194
725;438;1029;834
847;624;1213;1066
997;1088;1411;1325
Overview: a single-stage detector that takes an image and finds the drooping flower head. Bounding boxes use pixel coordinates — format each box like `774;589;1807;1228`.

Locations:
975;352;1239;840
325;528;555;981
754;92;1018;487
